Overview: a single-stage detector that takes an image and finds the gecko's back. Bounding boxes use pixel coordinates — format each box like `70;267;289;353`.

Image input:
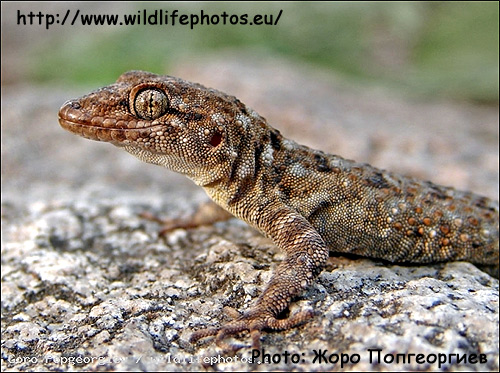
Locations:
274;140;498;269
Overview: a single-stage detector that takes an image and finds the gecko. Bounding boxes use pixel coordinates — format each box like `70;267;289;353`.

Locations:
58;70;499;350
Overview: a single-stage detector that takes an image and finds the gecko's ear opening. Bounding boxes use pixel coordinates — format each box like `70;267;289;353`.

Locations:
209;132;223;147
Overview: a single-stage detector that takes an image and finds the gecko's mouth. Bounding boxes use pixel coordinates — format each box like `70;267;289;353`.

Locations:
58;100;162;145
58;116;128;144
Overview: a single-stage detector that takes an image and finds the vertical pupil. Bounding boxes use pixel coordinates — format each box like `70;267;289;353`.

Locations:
147;94;153;117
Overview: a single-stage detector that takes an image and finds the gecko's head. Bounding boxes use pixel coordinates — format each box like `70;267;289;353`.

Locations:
59;70;265;186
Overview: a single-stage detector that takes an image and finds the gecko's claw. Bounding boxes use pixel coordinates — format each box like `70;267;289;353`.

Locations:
190;307;314;351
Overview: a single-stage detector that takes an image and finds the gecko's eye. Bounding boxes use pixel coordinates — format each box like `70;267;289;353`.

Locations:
133;88;169;120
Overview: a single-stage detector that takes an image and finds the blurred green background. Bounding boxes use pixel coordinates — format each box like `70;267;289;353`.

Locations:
3;2;499;104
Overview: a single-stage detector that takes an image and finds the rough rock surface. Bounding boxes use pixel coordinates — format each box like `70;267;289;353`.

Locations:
2;56;498;371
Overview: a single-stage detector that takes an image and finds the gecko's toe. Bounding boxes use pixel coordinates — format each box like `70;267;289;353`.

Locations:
190;307;314;351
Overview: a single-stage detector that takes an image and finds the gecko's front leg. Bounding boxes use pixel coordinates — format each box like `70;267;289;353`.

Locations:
190;203;329;350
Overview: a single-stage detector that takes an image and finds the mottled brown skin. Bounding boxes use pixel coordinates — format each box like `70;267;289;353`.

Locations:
59;71;499;350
